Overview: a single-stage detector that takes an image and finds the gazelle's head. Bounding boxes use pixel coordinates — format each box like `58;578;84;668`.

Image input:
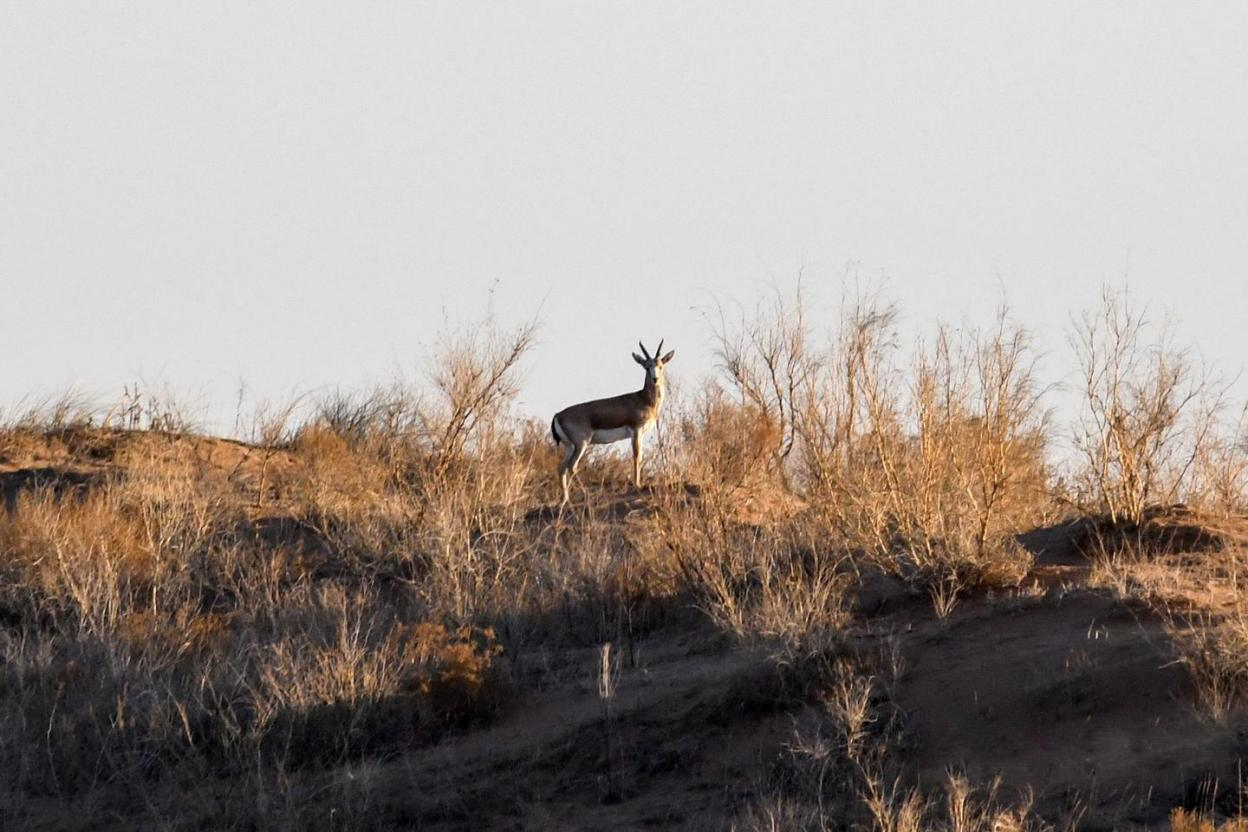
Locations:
632;339;676;387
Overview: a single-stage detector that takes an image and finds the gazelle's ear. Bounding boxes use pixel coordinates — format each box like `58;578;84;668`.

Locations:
660;350;676;364
632;352;646;366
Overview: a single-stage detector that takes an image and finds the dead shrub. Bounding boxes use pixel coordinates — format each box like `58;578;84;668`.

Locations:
1187;403;1248;516
709;281;824;493
675;387;780;493
843;310;1049;575
250;602;507;770
1071;287;1238;525
710;284;1048;589
0;487;156;632
269;319;545;624
423;317;538;484
738;656;1048;832
0;390;97;465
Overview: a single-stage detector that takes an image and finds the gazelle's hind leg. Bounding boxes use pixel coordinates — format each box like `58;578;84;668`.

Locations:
559;440;589;505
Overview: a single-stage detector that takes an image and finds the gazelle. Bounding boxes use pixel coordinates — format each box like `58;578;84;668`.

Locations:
551;339;676;505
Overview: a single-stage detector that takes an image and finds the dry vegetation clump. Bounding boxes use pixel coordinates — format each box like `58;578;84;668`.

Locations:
1171;808;1248;832
711;287;1049;600
0;390;99;463
1070;288;1243;526
665;507;853;666
671;386;791;522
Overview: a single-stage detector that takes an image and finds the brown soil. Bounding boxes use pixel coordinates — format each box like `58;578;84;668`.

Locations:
895;592;1232;828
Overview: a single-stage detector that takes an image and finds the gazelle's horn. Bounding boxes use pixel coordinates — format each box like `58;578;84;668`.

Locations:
638;340;652;361
656;338;665;357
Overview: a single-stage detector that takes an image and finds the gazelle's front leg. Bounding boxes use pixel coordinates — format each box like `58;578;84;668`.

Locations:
631;429;643;488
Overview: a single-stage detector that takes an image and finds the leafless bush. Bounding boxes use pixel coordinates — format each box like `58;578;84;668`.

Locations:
1071;287;1232;525
673;386;779;494
651;479;851;667
269;317;544;621
1188;403;1248;515
422;317;538;483
710;284;1047;585
905;313;1049;560
710;282;824;492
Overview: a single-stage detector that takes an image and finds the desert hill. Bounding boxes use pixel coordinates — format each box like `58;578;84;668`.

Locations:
1;422;1246;831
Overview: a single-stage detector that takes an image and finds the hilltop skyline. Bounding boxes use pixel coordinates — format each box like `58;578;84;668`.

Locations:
3;3;1246;435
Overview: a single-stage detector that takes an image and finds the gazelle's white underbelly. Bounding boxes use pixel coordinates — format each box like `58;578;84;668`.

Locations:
591;426;635;445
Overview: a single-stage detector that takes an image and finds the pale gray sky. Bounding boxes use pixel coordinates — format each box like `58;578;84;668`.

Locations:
3;3;1246;434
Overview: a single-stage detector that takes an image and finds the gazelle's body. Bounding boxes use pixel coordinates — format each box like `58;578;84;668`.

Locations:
551;341;675;505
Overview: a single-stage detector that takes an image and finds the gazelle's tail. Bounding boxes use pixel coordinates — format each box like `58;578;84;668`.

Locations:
550;416;560;446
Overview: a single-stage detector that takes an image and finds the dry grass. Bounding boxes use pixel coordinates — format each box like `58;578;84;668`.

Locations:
1171;808;1248;832
1166;606;1248;722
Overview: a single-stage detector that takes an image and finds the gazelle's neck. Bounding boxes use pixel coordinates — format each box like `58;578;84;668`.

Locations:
641;374;665;410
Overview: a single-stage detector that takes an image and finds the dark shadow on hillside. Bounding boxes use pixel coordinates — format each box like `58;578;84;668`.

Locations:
523;481;705;526
1079;505;1233;557
0;467;97;512
346;622;782;830
1015;518;1095;567
239;514;335;558
895;589;1240;827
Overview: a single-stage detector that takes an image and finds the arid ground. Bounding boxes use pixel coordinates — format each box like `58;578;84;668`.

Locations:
3;288;1247;831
